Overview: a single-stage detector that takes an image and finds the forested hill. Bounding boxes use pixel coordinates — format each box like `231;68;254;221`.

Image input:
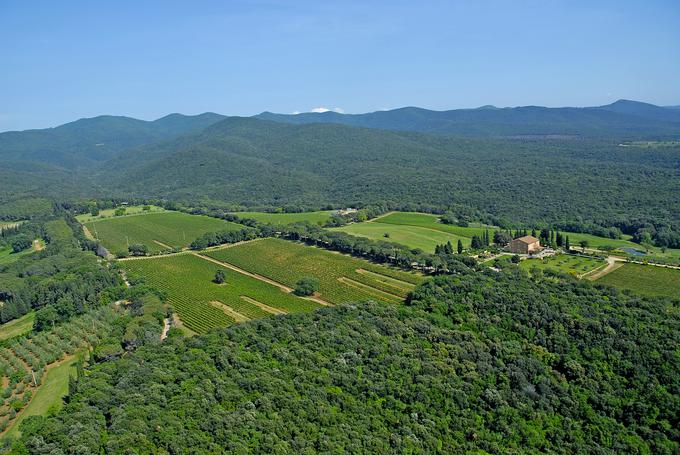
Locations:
256;100;680;138
15;270;679;453
0;112;225;168
98;116;680;235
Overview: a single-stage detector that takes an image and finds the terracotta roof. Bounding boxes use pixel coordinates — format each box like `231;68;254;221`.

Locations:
514;235;539;244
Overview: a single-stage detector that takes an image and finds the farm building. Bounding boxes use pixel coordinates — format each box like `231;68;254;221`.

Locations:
507;235;541;254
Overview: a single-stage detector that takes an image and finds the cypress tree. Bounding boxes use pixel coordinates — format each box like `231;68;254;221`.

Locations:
566;236;571;251
457;239;463;254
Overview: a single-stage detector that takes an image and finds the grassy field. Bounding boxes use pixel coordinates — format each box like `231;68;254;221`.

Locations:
231;211;334;225
85;212;244;254
0;313;35;342
4;356;78;439
75;205;165;222
123;252;320;334
595;264;680;299
206;238;423;305
377;212;496;237
0;246;35;266
518;254;606;277
331;221;470;252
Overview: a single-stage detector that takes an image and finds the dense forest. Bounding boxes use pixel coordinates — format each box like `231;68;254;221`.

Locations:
12;268;678;453
2;104;680;247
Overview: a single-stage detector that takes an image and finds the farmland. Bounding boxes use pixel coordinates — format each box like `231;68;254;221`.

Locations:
206;238;423;305
231;210;334;225
123;252;320;334
376;212;496;238
75;205;165;223
0;313;35;343
518;254;606;277
331;221;469;252
595;264;680;299
84;212;244;254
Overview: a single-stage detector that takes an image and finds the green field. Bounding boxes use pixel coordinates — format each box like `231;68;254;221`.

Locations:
595;264;680;299
0;245;36;266
331;221;470;252
377;212;496;237
518;254;606;277
206;238;423;305
0;313;35;342
85;212;244;254
75;205;165;222
4;356;78;439
231;211;334;225
123;252;320;333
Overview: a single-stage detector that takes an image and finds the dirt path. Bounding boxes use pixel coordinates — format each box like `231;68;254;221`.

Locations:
203;238;265;252
117;250;190;261
584;256;622;280
210;301;250;322
240;296;287;315
337;277;404;301
193;253;331;306
82;225;96;241
160;318;171;340
366;211;396;223
153;240;174;249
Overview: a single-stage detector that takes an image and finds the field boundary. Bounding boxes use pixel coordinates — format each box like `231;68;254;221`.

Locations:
153;240;174;249
210;301;249;323
337;277;403;302
355;268;415;291
240;296;287;315
194;252;332;307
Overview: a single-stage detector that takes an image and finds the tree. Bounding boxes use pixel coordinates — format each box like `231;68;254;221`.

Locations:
579;240;588;253
457;239;463;254
510;254;521;264
114;207;126;216
493;231;512;246
471;235;483;249
294;277;320;296
383;232;390;238
565;236;571;251
90;206;100;217
214;269;226;284
128;244;148;256
445;241;453;254
11;236;32;253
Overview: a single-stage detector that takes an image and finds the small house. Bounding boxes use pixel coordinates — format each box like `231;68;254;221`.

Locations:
507;235;541;254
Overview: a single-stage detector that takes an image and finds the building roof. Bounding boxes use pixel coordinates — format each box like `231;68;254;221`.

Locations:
514;235;539;244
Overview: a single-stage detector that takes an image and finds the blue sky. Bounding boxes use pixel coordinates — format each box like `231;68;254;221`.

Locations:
1;0;679;131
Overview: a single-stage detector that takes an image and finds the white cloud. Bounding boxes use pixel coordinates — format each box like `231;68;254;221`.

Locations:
292;110;301;115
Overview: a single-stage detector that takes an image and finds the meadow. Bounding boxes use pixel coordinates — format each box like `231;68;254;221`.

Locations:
376;212;496;237
75;205;165;223
518;254;606;277
331;221;470;252
123;252;320;334
0;313;35;343
230;210;334;225
595;264;680;299
0;246;36;266
206;238;423;305
84;212;244;254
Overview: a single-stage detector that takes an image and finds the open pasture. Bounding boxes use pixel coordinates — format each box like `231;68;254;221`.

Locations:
230;210;334;225
519;254;605;277
0;313;35;342
206;238;423;305
85;212;243;254
75;205;165;223
376;212;496;238
123;253;320;334
331;221;469;252
595;263;680;299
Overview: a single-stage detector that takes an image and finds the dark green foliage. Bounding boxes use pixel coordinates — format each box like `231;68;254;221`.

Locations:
10;236;31;253
15;269;679;453
213;269;226;285
293;276;320;296
127;243;148;256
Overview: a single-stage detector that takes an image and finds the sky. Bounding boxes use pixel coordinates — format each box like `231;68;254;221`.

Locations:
1;0;679;131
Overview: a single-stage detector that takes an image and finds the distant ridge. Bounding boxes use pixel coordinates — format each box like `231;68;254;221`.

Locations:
255;99;680;138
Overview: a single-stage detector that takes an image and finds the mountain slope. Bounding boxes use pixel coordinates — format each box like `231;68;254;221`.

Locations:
256;100;680;138
0;112;225;169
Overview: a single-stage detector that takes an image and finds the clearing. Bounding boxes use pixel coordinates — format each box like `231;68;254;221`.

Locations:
84;211;245;255
123;253;320;334
230;210;334;225
75;205;166;223
595;263;680;299
0;313;35;342
518;254;606;278
205;238;423;305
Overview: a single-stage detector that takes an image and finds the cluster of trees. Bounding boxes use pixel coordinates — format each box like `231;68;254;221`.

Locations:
189;227;257;250
13;266;678;453
0;216;124;327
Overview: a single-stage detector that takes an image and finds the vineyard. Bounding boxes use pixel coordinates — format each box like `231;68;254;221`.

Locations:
84;211;245;254
123;253;320;334
230;210;334;225
206;238;424;304
0;306;118;436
